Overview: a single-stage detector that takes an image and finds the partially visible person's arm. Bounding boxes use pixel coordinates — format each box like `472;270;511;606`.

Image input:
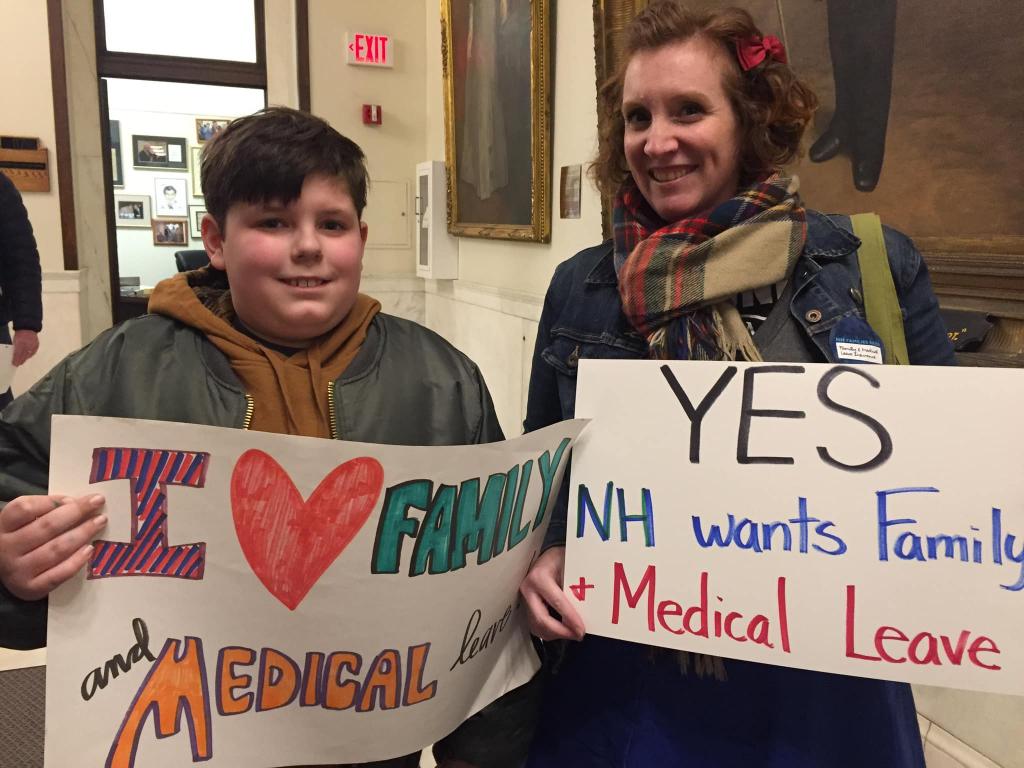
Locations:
0;174;43;365
519;264;585;642
0;353;92;650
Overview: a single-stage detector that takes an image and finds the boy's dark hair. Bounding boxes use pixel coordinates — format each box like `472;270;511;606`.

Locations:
201;107;369;231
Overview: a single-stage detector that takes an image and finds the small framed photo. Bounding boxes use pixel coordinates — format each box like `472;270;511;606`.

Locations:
190;145;204;198
110;120;124;187
114;194;151;228
560;164;582;219
153;177;188;217
151;219;187;246
195;118;230;144
188;205;207;239
132;134;188;170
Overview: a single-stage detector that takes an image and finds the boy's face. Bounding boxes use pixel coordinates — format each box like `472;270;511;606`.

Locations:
203;174;368;347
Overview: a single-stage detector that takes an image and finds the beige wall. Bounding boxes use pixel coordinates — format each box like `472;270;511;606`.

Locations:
309;0;427;277
0;1;63;273
265;0;299;108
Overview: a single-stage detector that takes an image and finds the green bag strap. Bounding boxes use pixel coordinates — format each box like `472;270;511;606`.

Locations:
851;213;909;365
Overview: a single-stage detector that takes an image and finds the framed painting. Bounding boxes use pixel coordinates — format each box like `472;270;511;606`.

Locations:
114;194;150;228
153;176;188;218
151;219;187;247
441;0;552;242
195;117;230;144
132;134;188;170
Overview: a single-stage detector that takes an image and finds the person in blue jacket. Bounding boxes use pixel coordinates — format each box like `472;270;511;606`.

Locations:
0;172;43;410
519;3;955;767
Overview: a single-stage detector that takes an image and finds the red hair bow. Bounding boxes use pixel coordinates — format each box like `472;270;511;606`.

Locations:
735;34;787;71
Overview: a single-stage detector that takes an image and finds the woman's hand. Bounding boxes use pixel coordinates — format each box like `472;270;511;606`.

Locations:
519;546;585;641
0;494;106;600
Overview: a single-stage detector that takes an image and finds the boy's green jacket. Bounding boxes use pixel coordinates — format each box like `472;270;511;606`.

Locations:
0;304;503;649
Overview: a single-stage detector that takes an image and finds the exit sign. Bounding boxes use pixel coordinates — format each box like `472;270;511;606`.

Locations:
346;32;393;67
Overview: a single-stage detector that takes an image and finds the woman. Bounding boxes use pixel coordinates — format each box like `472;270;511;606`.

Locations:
519;3;954;766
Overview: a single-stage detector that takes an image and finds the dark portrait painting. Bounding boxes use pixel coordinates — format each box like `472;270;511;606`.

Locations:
442;0;552;242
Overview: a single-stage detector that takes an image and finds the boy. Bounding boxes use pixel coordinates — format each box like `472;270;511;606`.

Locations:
0;108;537;768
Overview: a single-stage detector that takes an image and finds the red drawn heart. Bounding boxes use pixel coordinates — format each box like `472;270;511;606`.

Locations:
230;450;384;610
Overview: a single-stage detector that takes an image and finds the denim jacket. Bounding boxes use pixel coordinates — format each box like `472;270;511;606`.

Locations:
525;210;955;549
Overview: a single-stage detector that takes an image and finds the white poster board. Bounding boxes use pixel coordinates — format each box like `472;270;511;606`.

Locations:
566;360;1024;696
45;416;583;767
0;344;13;393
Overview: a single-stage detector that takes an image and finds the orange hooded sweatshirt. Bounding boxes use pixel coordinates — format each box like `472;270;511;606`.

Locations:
148;268;379;438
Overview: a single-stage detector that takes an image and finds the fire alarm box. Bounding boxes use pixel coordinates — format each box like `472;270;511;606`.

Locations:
362;105;382;125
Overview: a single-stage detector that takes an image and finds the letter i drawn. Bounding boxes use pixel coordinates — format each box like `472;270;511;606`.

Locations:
88;447;210;580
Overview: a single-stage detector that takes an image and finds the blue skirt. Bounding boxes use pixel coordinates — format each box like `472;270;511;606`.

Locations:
527;635;924;768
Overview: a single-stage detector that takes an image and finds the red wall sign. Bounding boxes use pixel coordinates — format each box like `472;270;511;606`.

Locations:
346;33;393;68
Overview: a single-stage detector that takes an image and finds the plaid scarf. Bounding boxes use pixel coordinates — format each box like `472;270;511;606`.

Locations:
615;173;807;360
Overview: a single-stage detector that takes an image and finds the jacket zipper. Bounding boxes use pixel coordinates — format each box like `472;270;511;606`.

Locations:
242;394;255;430
327;380;339;440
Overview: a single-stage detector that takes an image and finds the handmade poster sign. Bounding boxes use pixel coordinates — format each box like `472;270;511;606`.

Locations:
45;416;583;767
0;344;13;393
565;360;1024;696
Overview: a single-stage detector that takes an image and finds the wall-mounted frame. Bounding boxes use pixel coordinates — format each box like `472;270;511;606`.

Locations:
109;120;123;187
195;118;230;144
190;146;204;198
188;205;207;239
131;134;188;170
153;176;188;217
151;219;187;246
441;0;552;242
114;194;151;228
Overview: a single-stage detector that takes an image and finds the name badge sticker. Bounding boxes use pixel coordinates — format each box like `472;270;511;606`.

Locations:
830;316;884;365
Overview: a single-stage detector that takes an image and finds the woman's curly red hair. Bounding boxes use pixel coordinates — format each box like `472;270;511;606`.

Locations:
592;1;819;198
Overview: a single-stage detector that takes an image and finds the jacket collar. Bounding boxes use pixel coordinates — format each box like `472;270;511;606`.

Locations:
584;241;618;286
803;210;860;260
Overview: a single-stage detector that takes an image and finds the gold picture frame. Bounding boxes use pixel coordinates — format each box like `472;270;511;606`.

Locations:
593;0;647;238
441;0;552;242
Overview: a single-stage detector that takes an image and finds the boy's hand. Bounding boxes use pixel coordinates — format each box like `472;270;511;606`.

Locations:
519;546;586;642
0;494;106;601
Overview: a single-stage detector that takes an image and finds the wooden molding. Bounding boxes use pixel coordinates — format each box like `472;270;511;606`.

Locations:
924;250;1024;319
47;0;78;270
297;0;310;111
